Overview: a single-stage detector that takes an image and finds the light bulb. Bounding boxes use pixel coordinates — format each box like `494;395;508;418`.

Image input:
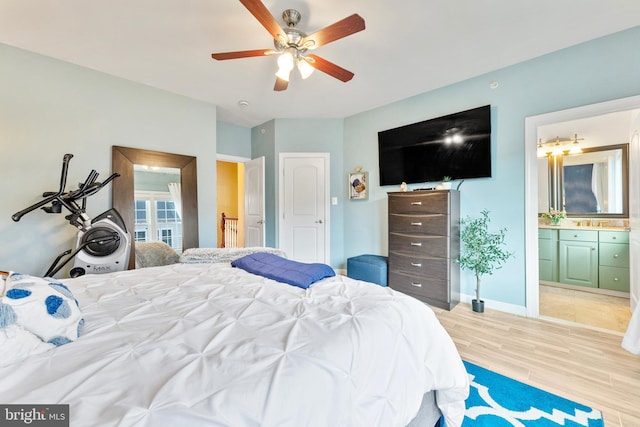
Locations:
297;59;315;79
277;51;294;72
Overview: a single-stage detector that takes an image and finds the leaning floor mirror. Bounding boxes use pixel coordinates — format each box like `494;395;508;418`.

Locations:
112;146;199;269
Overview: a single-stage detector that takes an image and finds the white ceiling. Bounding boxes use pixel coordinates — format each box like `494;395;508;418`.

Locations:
1;1;639;128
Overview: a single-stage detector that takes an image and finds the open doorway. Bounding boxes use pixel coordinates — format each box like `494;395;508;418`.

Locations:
216;160;245;248
525;96;640;333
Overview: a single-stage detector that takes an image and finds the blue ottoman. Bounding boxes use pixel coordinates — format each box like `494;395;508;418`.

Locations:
347;254;388;286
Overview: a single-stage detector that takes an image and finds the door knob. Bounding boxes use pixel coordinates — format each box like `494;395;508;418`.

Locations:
257;220;265;224
315;219;323;224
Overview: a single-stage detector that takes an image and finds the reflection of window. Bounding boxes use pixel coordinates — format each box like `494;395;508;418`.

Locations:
134;200;148;223
134;230;147;242
159;228;173;247
134;191;182;253
156;200;178;223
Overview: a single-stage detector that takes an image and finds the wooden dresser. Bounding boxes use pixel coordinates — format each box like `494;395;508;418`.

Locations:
387;190;460;310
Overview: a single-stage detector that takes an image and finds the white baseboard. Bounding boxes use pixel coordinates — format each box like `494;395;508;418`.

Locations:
460;293;527;316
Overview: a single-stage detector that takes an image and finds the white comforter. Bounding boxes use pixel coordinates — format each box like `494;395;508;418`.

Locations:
0;263;468;426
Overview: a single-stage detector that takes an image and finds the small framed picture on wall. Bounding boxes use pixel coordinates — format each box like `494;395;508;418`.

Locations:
348;171;368;200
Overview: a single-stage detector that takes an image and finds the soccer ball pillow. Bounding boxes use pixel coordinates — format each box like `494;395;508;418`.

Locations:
1;272;84;346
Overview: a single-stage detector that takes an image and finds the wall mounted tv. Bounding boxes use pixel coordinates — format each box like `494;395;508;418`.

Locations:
378;105;492;186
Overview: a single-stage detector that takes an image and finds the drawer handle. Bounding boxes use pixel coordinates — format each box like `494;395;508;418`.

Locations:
410;242;422;247
614;254;619;258
410;222;423;226
591;247;596;251
614;277;619;281
574;234;579;238
612;236;617;240
410;201;423;206
410;283;423;287
411;262;422;267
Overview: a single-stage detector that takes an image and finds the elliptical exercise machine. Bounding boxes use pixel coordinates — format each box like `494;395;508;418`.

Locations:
12;154;131;278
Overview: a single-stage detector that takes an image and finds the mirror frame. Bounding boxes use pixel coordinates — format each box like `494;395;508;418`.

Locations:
112;146;199;269
547;143;629;218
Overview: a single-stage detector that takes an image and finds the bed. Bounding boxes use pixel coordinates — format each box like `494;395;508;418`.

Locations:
0;253;469;426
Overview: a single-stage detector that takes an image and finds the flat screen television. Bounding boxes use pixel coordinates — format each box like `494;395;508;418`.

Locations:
377;105;492;186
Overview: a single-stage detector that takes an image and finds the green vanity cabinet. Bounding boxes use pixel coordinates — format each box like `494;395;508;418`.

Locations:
598;231;630;292
538;228;558;281
558;230;599;288
539;227;629;292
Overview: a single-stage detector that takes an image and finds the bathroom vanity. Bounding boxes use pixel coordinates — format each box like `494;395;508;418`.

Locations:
538;223;630;293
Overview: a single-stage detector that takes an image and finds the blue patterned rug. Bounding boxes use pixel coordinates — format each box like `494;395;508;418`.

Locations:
462;361;604;426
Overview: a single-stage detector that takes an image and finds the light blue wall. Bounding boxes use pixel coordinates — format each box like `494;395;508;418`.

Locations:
272;119;345;266
342;26;640;307
250;119;345;265
217;121;251;158
0;43;218;276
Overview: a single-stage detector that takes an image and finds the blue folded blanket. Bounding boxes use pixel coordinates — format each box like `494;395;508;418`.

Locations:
231;252;335;289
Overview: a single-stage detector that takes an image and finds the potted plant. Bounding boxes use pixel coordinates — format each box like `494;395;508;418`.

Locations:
457;209;514;312
541;208;566;226
441;176;452;189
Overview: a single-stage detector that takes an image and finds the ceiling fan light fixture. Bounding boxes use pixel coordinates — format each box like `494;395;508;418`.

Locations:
277;49;295;71
210;2;366;91
297;59;314;79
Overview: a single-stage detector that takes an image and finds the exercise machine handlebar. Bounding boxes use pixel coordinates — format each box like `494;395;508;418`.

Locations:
11;154;120;226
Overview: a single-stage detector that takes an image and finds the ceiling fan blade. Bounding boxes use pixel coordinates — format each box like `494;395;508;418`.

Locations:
211;49;275;60
239;0;285;40
274;77;289;91
305;14;365;48
307;54;354;82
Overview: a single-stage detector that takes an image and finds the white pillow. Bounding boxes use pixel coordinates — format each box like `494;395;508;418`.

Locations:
2;272;84;346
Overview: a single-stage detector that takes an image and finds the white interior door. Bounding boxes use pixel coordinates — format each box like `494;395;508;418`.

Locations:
244;156;265;247
279;153;330;263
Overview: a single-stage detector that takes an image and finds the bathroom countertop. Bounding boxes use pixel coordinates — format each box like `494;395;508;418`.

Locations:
538;223;630;232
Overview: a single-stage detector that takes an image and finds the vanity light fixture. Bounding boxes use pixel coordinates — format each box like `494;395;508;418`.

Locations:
537;133;584;157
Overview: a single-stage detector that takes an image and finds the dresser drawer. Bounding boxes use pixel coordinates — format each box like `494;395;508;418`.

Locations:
388;271;449;302
388;192;449;214
389;213;449;235
559;229;598;242
599;231;629;244
598;242;629;268
389;255;449;278
389;233;448;258
599;266;630;292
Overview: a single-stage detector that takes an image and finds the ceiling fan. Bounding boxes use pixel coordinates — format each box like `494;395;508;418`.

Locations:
211;0;365;91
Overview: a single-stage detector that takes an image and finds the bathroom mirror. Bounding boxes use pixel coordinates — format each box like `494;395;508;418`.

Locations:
540;144;628;217
112;146;199;269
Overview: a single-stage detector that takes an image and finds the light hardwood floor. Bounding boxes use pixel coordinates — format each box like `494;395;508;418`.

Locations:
433;303;640;427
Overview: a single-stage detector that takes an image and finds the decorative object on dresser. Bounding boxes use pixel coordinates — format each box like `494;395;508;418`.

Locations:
438;176;452;190
458;209;514;313
387;190;460;310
